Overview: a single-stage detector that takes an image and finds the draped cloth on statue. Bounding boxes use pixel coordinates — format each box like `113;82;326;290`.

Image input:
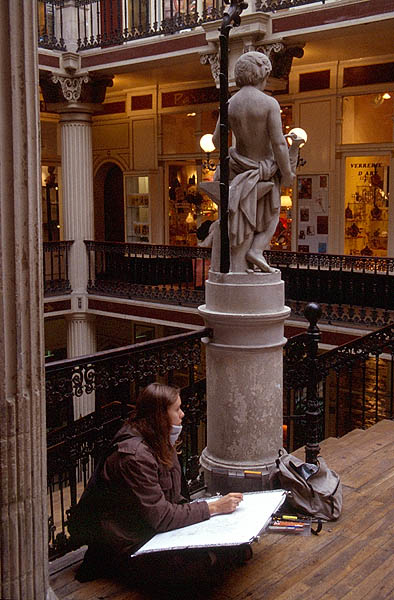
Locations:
228;147;280;248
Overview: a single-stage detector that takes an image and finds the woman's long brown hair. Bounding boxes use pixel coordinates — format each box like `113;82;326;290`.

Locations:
128;382;180;467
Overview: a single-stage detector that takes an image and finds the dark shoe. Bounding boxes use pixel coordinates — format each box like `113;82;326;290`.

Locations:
75;545;115;582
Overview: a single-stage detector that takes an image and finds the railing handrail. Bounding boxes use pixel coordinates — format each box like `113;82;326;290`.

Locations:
265;249;394;273
284;321;394;391
85;239;212;259
46;327;211;372
43;240;74;248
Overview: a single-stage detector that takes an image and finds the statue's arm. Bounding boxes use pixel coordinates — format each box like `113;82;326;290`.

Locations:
268;100;294;187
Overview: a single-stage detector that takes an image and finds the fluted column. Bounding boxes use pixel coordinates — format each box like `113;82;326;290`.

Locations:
60;109;94;301
66;313;97;417
0;2;56;599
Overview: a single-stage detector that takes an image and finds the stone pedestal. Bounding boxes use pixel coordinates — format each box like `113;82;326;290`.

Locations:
0;2;57;598
199;270;290;493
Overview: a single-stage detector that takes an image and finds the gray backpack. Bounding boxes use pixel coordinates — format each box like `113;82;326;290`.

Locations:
270;449;342;521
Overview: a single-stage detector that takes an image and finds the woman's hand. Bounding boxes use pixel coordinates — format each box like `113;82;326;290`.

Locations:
208;493;243;516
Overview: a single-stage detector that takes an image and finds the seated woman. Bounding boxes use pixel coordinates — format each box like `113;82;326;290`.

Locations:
76;382;251;587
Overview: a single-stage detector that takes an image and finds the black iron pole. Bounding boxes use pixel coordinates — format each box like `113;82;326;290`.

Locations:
304;302;323;465
218;0;247;273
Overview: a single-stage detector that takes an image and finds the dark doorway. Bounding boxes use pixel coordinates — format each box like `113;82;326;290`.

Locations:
104;164;124;242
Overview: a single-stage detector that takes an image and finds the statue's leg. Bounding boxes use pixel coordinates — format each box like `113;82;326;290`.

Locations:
246;206;280;273
209;221;221;272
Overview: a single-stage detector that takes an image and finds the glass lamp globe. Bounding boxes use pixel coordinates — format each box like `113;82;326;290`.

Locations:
288;127;308;147
200;134;216;153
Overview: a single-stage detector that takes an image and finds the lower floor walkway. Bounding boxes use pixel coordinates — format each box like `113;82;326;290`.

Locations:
50;419;394;600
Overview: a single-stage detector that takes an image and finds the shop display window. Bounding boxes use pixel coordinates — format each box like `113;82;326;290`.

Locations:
42;166;60;242
344;156;389;257
125;175;150;243
168;163;218;246
270;188;293;251
342;93;393;144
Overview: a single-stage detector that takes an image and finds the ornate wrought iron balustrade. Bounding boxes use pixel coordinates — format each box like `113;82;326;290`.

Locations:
46;328;209;559
266;250;394;326
284;307;394;454
85;240;211;306
43;241;73;296
75;0;224;50
257;0;325;11
38;0;66;50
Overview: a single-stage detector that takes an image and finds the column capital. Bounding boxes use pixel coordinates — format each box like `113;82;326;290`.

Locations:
40;70;113;113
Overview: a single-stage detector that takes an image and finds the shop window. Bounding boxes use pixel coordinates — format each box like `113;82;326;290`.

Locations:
125;176;150;243
168;163;218;246
342;93;393;144
270;188;293;252
42;166;60;242
280;105;293;136
344;156;389;257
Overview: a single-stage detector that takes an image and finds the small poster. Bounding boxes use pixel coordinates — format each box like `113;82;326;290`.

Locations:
297;174;329;253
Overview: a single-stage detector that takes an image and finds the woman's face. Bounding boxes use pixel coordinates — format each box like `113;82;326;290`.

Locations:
167;394;184;426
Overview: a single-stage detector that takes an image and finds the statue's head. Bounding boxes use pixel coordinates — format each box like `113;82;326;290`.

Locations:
234;51;272;88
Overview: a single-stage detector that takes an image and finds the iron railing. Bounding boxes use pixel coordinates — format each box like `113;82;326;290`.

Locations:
257;0;325;11
43;241;73;296
266;250;394;326
46;328;208;559
75;0;224;50
283;303;394;459
84;241;394;325
38;0;66;50
85;240;211;306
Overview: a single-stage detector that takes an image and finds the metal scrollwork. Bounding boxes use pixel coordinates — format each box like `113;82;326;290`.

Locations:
51;74;90;102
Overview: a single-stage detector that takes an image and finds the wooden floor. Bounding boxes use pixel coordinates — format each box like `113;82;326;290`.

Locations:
51;419;394;600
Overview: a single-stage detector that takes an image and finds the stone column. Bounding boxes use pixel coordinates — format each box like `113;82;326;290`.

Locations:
61;105;97;415
66;313;97;418
39;72;112;416
60;107;94;299
199;271;290;493
0;2;56;599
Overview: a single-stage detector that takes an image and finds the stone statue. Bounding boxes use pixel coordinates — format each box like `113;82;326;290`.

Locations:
200;51;303;273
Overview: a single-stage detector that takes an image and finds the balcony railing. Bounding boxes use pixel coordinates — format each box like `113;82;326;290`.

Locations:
283;306;394;458
38;0;66;51
84;241;394;325
46;328;208;559
43;241;73;296
75;0;224;50
85;240;210;306
266;250;394;326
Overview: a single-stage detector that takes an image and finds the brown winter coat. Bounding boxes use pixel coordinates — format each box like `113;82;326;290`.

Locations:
100;423;210;556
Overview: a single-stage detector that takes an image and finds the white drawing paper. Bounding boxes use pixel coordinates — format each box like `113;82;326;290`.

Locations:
131;489;286;556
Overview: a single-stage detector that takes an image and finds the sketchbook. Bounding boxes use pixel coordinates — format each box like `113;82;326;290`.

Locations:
131;489;286;556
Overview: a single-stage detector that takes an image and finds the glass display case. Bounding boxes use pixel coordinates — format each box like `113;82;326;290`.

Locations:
125;175;150;243
344;156;389;257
